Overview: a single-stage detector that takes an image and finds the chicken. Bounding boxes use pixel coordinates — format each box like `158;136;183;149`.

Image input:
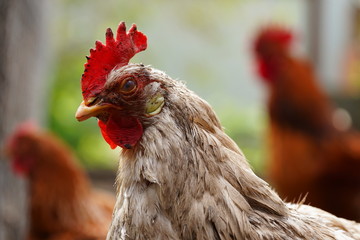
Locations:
6;122;115;240
75;22;360;239
253;26;360;221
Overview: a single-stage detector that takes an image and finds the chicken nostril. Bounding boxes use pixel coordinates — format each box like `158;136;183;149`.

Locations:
86;96;98;106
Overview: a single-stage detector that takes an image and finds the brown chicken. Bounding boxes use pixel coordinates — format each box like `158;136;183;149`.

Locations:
76;22;360;239
253;26;360;221
6;122;115;240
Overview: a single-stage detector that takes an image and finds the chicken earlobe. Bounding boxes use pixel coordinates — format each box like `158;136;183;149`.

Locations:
144;92;165;117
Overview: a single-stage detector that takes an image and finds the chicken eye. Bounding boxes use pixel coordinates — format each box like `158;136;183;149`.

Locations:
119;78;137;94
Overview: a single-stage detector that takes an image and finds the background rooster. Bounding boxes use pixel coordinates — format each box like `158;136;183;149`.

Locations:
6;122;115;240
75;22;360;239
253;26;360;221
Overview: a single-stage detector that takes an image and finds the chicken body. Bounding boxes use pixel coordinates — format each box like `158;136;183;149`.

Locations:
7;125;115;240
77;64;360;240
254;27;360;221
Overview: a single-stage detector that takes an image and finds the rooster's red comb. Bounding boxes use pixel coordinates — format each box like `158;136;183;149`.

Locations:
253;25;293;59
81;22;147;103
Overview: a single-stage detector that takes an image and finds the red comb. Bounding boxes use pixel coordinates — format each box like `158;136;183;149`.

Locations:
253;25;293;59
81;22;147;102
11;121;38;139
7;121;37;145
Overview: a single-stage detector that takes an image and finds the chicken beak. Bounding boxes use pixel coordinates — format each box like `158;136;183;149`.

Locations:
75;101;112;122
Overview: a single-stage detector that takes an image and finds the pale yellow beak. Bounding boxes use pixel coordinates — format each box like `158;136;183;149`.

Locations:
75;101;112;122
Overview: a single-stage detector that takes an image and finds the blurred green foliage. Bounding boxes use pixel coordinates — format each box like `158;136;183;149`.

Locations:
218;107;267;175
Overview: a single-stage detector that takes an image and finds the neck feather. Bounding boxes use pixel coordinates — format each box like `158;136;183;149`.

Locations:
113;86;288;238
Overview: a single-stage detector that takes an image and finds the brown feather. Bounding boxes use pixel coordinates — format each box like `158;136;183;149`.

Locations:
87;65;360;240
7;128;115;240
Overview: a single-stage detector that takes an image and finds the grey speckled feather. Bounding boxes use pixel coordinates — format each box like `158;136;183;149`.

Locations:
87;64;360;240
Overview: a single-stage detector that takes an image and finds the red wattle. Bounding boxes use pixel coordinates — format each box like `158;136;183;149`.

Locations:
11;157;33;177
98;120;118;149
257;59;272;82
98;115;143;149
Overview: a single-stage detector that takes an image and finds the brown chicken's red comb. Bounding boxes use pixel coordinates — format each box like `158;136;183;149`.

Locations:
253;25;293;58
6;121;38;158
81;22;147;103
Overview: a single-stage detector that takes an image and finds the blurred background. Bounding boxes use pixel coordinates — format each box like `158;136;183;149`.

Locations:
1;0;360;238
46;0;360;172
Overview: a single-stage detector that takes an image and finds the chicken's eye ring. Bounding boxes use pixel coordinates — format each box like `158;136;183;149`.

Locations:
119;77;137;95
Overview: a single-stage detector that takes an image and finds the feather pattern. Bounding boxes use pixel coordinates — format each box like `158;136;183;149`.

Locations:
101;65;360;240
